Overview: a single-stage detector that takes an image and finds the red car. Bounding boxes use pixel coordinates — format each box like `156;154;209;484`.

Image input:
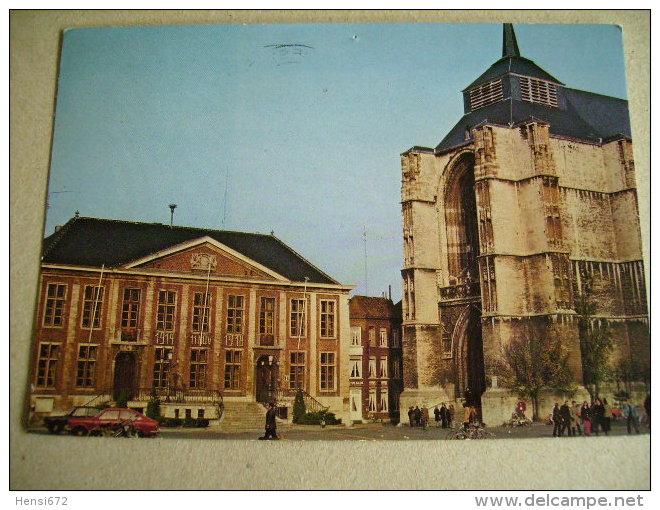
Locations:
68;408;159;438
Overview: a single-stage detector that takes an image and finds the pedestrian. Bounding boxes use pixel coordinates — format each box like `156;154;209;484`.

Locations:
259;402;279;440
434;406;441;427
421;405;430;430
414;406;422;427
440;403;448;429
571;401;582;436
623;400;640;434
560;401;573;437
552;403;562;437
580;401;592;435
644;394;650;428
408;406;414;427
602;398;612;435
591;398;604;436
517;399;527;420
448;404;454;428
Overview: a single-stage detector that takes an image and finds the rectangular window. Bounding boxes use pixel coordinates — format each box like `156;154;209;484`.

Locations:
319;352;336;391
368;356;376;378
368;328;376;346
76;345;98;387
380;389;389;412
153;347;172;389
224;349;242;390
81;285;104;329
192;292;211;333
393;357;401;379
379;356;388;378
197;409;205;419
259;297;275;346
157;291;177;331
442;332;452;358
468;78;503;111
350;326;361;346
36;343;60;388
43;283;66;326
121;288;141;329
289;351;305;390
369;389;377;412
290;299;306;337
320;300;336;338
379;328;388;347
519;76;558;107
350;357;362;379
391;330;400;348
226;295;244;334
189;348;208;389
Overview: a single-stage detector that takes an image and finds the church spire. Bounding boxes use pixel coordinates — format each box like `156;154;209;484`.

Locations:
502;23;520;58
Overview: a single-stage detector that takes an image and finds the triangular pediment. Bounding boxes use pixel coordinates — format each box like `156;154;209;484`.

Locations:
121;236;286;281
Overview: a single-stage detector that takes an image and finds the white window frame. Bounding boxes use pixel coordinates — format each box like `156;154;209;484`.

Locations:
350;357;362;379
379;356;388;378
379;328;388;347
319;299;337;339
350;326;361;346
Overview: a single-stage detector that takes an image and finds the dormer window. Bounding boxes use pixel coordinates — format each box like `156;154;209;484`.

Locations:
519;76;558;107
468;78;503;111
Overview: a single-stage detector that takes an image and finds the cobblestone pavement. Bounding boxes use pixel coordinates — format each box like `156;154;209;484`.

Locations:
29;417;649;441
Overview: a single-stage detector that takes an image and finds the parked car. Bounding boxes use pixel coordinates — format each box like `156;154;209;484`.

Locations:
68;407;159;438
43;406;103;434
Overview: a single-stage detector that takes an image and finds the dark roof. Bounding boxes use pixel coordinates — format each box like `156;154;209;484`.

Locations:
436;89;630;152
349;295;401;319
464;56;563;91
42;217;339;285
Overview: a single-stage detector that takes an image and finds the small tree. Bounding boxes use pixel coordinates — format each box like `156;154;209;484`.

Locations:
146;391;161;419
494;334;575;421
292;389;306;424
574;271;614;400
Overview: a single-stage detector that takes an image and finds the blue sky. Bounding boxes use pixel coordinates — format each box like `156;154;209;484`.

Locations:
45;22;628;301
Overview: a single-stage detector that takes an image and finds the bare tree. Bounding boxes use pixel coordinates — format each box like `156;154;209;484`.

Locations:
494;333;575;421
574;271;613;400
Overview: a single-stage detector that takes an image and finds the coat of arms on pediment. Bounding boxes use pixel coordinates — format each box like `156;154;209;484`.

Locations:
190;253;217;271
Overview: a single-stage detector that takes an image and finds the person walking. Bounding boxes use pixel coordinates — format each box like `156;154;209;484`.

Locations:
644;394;650;428
448;404;454;429
434;406;441;427
560;401;573;437
408;407;414;427
517;399;527;420
414;406;422;427
571;401;582;436
259;402;279;440
440;403;448;429
591;398;605;436
601;398;613;435
421;405;430;430
552;403;562;437
463;402;471;432
580;401;592;436
623;400;640;434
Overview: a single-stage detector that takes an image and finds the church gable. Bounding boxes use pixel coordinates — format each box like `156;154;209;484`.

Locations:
125;239;280;280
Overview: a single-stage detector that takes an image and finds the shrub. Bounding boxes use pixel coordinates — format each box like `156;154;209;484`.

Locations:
293;389;306;424
298;410;341;426
146;394;161;419
158;417;183;427
183;417;196;428
115;391;129;409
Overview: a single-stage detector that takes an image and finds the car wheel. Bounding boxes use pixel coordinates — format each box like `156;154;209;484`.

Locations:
46;424;57;434
71;427;88;436
89;429;103;437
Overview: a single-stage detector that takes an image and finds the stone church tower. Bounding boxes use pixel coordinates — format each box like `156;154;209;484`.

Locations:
399;24;648;424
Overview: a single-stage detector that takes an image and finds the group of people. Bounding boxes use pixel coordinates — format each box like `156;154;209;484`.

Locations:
408;403;465;429
551;396;650;437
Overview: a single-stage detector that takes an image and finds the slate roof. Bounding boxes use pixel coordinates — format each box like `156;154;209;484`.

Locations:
42;216;340;285
349;295;401;319
464;56;563;91
435;89;630;153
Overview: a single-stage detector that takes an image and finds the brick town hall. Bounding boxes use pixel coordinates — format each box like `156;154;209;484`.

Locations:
398;24;648;424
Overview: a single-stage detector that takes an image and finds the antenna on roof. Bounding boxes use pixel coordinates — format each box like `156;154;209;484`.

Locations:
169;204;177;227
363;226;369;296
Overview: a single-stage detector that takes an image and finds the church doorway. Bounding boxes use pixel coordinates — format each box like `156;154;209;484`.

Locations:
454;305;486;409
113;351;138;401
255;355;279;403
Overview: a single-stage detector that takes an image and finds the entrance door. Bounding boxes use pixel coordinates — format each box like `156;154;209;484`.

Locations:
255;355;278;403
114;352;138;401
350;388;363;422
456;306;486;409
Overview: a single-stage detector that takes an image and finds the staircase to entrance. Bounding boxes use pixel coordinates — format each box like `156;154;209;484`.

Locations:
220;401;270;432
